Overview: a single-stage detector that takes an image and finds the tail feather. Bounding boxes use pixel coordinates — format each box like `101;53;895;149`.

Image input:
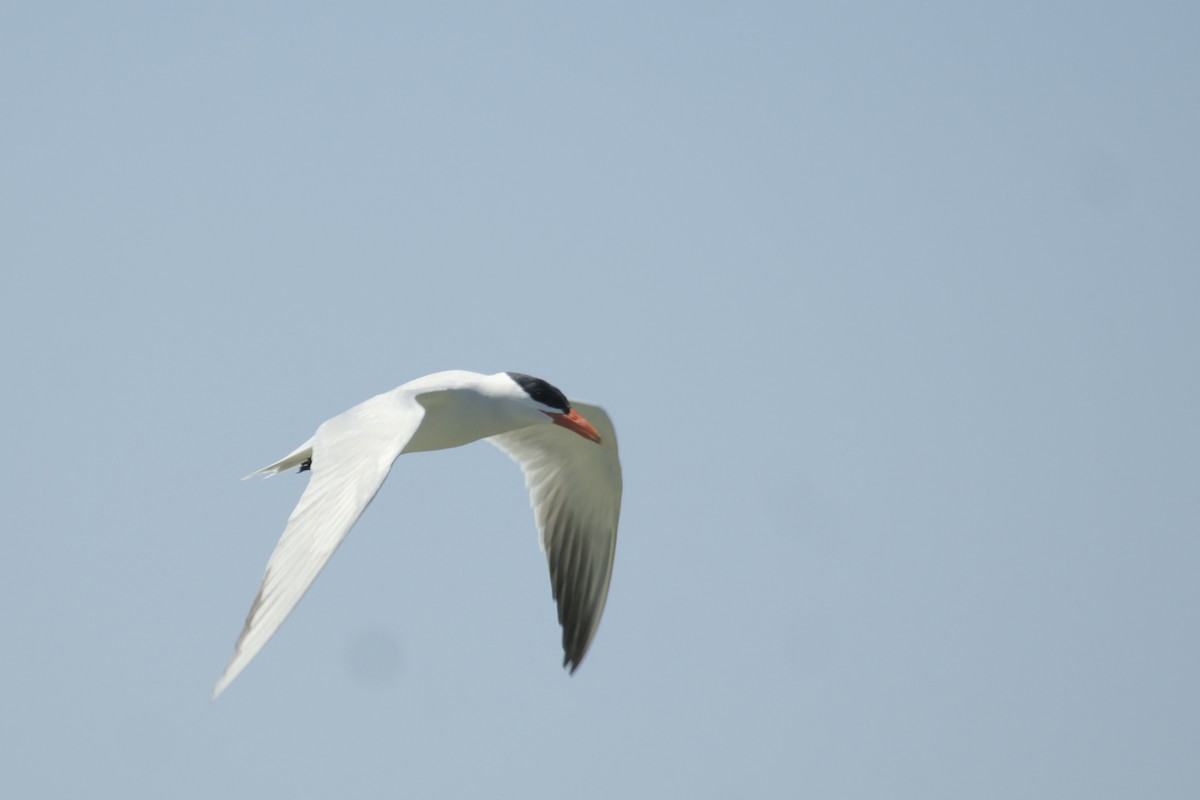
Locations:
243;437;315;479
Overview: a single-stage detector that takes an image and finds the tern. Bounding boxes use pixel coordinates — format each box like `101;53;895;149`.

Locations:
213;370;621;698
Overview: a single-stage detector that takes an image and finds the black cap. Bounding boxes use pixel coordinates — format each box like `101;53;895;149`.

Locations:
506;372;571;413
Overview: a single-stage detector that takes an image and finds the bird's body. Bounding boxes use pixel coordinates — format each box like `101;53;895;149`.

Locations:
213;370;621;699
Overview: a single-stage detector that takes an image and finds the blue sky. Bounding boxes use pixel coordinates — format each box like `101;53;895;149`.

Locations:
1;3;1197;797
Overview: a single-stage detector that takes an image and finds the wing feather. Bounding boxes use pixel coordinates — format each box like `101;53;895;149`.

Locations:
213;392;424;698
488;401;622;672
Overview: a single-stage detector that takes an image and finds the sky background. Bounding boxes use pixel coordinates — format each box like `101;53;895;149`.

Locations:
1;3;1197;798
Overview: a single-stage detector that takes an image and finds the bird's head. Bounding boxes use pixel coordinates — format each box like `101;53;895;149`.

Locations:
505;372;603;444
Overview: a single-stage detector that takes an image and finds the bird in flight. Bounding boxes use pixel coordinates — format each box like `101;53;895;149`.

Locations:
213;370;622;698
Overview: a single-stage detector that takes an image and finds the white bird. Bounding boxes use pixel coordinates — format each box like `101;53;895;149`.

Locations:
213;370;622;699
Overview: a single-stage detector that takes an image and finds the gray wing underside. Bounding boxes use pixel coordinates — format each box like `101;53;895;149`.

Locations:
488;401;623;672
213;391;423;698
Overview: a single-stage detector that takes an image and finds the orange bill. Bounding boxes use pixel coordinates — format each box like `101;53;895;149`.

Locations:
543;408;603;444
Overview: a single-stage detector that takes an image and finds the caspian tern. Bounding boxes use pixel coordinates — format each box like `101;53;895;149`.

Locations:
213;370;621;698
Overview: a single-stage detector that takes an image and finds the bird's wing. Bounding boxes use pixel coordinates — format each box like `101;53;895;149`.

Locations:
213;392;423;698
488;401;622;672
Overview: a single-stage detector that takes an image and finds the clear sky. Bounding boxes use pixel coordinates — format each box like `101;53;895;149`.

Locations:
1;3;1197;798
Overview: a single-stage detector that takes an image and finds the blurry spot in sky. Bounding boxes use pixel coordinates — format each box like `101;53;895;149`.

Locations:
1073;151;1132;212
755;457;845;557
343;628;404;689
784;613;840;673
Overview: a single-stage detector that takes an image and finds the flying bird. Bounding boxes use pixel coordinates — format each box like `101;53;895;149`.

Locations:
213;370;622;698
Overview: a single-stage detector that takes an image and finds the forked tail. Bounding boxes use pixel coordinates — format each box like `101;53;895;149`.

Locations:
242;437;315;479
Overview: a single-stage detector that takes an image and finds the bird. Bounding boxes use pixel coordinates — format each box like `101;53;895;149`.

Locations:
212;370;622;699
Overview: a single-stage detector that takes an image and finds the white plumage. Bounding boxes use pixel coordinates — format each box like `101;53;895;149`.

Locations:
213;370;621;699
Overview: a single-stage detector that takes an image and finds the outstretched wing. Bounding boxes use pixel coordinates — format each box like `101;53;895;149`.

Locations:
488;401;622;672
213;392;424;698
